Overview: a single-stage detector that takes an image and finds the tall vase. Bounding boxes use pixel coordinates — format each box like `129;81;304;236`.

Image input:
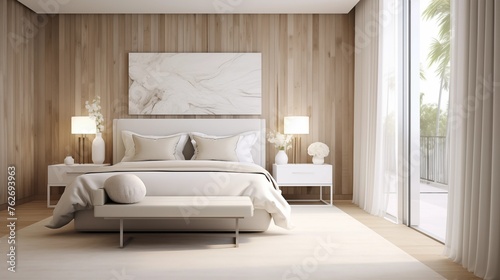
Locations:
92;132;105;164
275;150;288;165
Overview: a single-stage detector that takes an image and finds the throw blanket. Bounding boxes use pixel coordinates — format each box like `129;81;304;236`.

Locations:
47;161;293;229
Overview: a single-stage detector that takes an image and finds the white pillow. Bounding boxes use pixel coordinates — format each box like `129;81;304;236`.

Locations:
190;131;260;162
132;134;180;161
121;131;188;162
103;174;146;204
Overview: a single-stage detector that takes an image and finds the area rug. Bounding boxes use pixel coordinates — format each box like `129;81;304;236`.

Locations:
1;205;444;280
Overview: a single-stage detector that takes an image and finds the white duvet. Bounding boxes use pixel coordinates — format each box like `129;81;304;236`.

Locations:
47;161;293;230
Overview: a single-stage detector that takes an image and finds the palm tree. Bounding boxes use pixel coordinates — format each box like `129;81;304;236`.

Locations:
423;0;450;137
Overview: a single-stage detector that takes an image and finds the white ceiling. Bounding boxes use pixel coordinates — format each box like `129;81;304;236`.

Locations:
17;0;359;14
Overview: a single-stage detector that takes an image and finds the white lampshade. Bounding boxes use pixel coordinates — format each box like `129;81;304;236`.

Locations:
71;116;97;134
284;116;309;135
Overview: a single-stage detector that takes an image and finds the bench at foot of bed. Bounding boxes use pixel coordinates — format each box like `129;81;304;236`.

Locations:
93;194;254;248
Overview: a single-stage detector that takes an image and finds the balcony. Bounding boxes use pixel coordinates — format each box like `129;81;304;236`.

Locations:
418;136;448;241
420;136;448;185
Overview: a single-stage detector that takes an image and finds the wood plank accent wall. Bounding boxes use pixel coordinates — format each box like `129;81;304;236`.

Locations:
33;13;355;200
0;0;36;205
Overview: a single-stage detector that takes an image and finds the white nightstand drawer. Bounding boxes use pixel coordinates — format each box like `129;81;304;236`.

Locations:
273;164;332;185
48;167;78;185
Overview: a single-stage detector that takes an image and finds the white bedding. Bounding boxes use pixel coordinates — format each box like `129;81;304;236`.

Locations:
47;161;293;230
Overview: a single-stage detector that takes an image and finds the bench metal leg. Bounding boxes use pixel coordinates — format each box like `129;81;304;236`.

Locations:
120;219;124;248
235;218;239;248
114;217;243;248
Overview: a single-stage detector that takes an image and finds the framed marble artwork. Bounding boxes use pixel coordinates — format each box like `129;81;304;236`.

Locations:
128;53;262;115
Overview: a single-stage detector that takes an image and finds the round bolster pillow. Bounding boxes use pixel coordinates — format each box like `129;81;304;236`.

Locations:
103;174;146;204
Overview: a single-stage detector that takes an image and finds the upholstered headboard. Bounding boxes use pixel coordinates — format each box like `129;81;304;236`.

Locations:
112;118;266;167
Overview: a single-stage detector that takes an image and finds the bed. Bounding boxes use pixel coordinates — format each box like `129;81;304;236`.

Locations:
47;118;292;232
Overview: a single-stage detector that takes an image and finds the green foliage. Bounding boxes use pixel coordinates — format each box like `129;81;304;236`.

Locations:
420;101;448;136
423;0;450;86
428;38;450;90
421;0;450;136
420;63;427;81
422;0;450;41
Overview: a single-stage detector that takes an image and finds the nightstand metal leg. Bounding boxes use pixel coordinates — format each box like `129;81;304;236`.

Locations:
330;184;333;205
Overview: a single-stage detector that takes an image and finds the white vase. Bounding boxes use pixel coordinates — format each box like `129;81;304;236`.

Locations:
92;133;105;164
275;150;288;165
64;156;74;165
312;156;324;165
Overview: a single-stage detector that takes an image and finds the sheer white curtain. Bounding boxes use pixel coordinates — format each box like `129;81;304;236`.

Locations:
353;0;400;218
446;1;499;279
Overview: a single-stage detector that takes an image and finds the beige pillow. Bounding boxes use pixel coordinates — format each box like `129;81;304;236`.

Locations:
189;131;260;162
132;134;181;161
191;135;240;161
103;174;146;204
121;131;188;162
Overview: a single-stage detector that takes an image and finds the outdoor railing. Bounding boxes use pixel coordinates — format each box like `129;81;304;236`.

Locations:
420;136;448;185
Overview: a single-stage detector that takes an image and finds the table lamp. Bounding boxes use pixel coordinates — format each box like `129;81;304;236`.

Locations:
284;116;309;163
71;116;97;164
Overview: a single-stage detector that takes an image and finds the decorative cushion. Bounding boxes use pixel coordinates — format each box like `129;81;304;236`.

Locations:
190;131;260;162
103;174;146;204
132;134;181;161
191;135;240;161
121;131;188;162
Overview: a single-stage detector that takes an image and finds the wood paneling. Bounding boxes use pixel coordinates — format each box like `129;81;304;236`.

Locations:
0;0;36;205
33;13;355;200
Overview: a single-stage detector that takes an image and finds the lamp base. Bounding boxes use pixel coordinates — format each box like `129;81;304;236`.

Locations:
77;135;88;164
291;136;302;163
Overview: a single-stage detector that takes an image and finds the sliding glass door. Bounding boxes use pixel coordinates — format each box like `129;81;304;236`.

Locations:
407;0;450;242
353;1;449;236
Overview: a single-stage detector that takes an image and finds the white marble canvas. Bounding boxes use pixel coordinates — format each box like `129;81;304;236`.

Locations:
129;53;262;115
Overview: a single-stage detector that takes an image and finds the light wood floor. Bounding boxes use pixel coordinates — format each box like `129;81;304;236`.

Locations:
0;200;53;237
0;200;480;280
334;201;481;280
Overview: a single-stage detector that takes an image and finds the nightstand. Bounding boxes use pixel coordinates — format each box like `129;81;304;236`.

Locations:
47;164;109;208
272;163;333;205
